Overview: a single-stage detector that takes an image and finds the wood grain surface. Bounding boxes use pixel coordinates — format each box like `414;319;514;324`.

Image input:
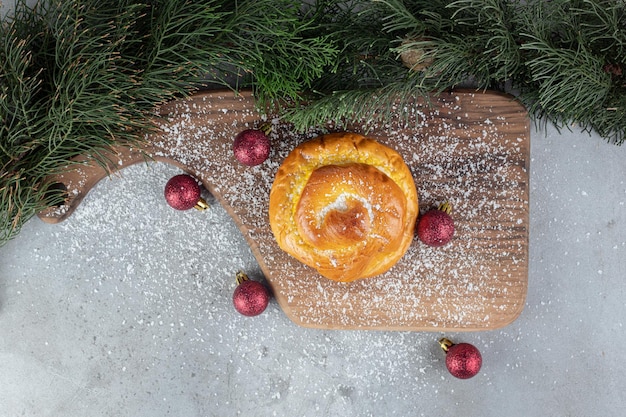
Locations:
39;89;530;331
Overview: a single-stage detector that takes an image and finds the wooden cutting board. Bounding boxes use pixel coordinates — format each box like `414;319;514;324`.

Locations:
39;89;529;331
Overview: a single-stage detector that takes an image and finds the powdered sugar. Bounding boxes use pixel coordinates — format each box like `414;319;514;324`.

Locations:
132;91;529;331
32;90;529;331
318;192;374;227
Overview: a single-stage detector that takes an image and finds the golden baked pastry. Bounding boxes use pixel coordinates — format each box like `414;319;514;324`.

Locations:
269;132;418;282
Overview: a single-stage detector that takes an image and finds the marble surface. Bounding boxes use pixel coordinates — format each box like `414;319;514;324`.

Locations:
1;120;625;417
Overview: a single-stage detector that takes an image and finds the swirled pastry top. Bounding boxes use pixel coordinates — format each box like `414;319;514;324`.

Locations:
269;132;419;282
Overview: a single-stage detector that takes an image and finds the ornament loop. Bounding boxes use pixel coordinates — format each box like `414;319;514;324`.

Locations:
438;201;452;214
236;270;250;286
439;337;454;353
194;197;209;211
259;122;272;135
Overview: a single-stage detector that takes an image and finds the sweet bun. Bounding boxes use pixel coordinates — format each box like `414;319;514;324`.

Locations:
269;132;418;282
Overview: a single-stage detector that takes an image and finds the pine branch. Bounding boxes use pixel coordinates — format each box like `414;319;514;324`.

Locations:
521;37;613;124
285;0;625;143
0;0;340;246
284;81;433;132
2;0;625;246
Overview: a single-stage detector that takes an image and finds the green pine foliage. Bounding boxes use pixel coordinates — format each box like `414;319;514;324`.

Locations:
0;0;337;246
1;0;625;246
288;0;626;142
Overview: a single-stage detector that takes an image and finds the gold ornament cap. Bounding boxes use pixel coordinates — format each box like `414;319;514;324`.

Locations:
259;122;272;135
194;198;209;211
437;201;452;214
439;337;455;353
236;270;250;286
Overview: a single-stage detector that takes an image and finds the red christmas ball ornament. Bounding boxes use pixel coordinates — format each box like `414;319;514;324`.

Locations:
164;174;209;211
417;201;455;246
233;125;271;166
233;271;270;317
439;338;482;379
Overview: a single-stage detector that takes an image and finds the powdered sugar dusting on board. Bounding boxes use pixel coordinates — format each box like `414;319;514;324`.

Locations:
138;91;529;330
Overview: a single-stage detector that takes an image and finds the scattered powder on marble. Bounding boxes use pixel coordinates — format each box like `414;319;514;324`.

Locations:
25;162;448;412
